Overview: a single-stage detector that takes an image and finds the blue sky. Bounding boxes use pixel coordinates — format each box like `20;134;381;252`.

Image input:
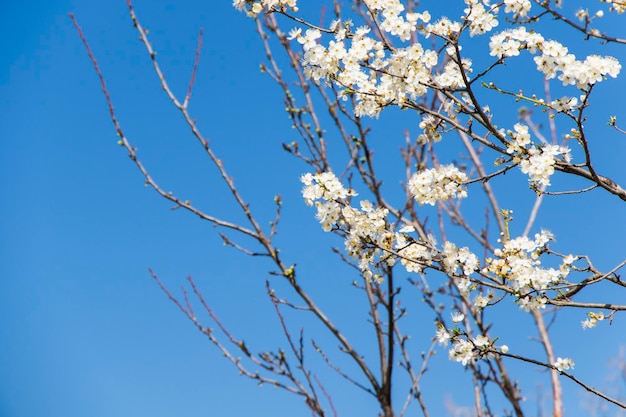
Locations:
2;1;626;417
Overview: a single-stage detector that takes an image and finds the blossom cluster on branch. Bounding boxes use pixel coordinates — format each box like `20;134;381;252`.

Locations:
300;168;587;368
246;0;626;400
228;0;626;413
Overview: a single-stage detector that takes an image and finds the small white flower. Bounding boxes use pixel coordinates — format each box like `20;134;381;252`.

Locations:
451;311;465;323
474;292;490;308
554;357;575;372
562;254;577;265
581;318;598;329
287;27;302;40
398;224;415;233
582;311;605;329
503;0;532;17
473;335;490;347
435;326;451;347
449;339;475;366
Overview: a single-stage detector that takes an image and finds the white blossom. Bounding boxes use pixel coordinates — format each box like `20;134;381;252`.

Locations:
582;311;605;329
395;233;434;274
436;326;451;346
554;357;575;372
232;0;298;16
464;0;499;37
451;311;465;323
518;144;570;187
473;335;490;347
503;0;531;17
408;165;468;205
449;339;475;365
550;96;579;112
483;230;569;312
474;292;490;308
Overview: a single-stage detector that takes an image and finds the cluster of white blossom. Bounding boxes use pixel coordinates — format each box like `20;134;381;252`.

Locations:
301;172;581;372
483;230;576;311
434;58;473;88
302;171;473;281
437;313;514;367
287;1;483;118
279;0;619;121
463;0;499;37
301;172;355;231
408;164;468;205
506;123;571;187
446;341;575;371
550;96;579;113
314;200;342;232
301;172;394;282
232;0;297;16
236;0;621;127
363;0;431;42
436;325;497;366
581;311;606;329
442;241;479;276
449;338;478;365
541;53;621;88
489;27;621;88
489;27;542;58
553;357;575;372
519;144;571;187
301;172;353;205
474;291;493;308
425;17;462;38
342;201;394;283
394;225;436;274
394;228;478;293
462;0;532;37
289;18;437;117
506;123;531;155
503;0;532;18
602;0;626;14
417;114;443;143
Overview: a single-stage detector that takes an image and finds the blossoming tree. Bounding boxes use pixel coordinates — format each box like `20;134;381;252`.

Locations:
73;0;626;416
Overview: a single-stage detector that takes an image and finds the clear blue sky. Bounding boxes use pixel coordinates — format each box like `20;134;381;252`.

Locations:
2;1;625;416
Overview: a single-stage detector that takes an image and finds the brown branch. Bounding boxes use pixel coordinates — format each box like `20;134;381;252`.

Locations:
184;28;203;107
69;12;261;239
501;350;626;410
531;310;562;417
